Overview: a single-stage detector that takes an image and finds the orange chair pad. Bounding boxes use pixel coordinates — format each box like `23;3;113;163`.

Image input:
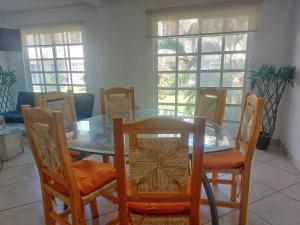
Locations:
204;150;244;170
128;202;190;215
50;160;116;195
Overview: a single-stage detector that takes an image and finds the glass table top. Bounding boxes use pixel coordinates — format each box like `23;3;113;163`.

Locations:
0;123;25;136
68;109;235;155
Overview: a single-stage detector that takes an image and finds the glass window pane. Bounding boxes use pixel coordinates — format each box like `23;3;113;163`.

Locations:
45;73;56;84
179;19;198;35
200;72;220;87
29;60;42;71
223;72;244;87
158;73;176;88
158;21;177;36
201;36;222;52
56;46;68;58
201;55;221;70
71;59;84;71
223;122;239;137
178;56;197;71
41;47;53;59
225;34;247;51
43;60;55;71
27;48;37;59
40;34;52;45
177;90;196;104
57;60;70;71
158;89;175;104
69;45;83;58
68;31;83;44
46;86;57;92
158;104;176;111
178;73;196;88
72;73;86;85
224;53;246;70
226;90;243;104
177;105;195;116
157;38;176;54
158;56;176;71
73;86;86;93
178;38;198;53
58;73;70;85
224;107;241;121
31;73;44;84
59;86;71;92
33;85;42;92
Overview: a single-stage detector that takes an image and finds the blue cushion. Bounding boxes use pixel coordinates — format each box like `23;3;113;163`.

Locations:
16;92;35;111
0;111;23;123
74;93;94;120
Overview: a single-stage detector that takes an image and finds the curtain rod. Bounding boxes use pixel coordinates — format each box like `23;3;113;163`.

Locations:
146;0;263;14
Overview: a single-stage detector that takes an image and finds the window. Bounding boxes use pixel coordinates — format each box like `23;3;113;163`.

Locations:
22;26;86;93
156;32;249;136
149;2;261;136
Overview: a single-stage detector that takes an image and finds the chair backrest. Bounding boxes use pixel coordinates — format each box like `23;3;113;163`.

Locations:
113;117;205;224
21;105;80;197
37;91;77;124
195;88;226;125
100;87;135;117
236;93;264;164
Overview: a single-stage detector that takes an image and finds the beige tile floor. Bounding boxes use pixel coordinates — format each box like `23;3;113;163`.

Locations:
0;139;299;225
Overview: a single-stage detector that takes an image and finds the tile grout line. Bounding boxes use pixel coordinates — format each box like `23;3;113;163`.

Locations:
0;200;42;213
1;161;36;170
0;177;40;188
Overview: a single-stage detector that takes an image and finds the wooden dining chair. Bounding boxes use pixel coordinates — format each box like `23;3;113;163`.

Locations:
22;105;117;225
202;93;264;225
100;87;135;117
195;88;226;125
112;116;205;225
37;91;77;125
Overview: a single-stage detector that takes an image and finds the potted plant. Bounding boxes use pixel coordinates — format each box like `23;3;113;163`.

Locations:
249;64;295;150
0;66;17;113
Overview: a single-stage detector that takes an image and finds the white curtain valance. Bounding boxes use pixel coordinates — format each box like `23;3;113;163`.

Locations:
147;0;262;38
21;24;84;45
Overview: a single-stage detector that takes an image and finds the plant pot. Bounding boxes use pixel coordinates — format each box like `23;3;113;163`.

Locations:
256;134;272;150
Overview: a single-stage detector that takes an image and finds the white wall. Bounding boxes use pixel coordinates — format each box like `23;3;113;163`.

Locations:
0;0;295;118
278;0;300;168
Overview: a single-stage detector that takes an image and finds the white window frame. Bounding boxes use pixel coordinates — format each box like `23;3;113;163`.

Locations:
154;32;253;136
22;27;87;93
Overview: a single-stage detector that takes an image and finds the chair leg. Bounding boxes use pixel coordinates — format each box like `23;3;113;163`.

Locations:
231;174;238;202
103;155;110;164
43;192;55;225
71;201;87;225
239;171;251;225
212;172;218;185
90;199;99;218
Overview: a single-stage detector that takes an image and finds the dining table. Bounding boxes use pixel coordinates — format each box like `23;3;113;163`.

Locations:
68;109;235;225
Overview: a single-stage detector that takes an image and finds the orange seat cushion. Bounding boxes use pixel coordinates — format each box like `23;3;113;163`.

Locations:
128;202;190;215
204;150;244;170
50;160;116;195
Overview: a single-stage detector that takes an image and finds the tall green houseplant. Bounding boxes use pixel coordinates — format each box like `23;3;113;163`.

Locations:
249;64;295;149
0;66;17;113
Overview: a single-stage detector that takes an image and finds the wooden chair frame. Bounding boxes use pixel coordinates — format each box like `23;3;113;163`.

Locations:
22;105;116;225
195;87;226;125
37;91;77;123
100;87;135;116
113;117;205;225
201;93;264;225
